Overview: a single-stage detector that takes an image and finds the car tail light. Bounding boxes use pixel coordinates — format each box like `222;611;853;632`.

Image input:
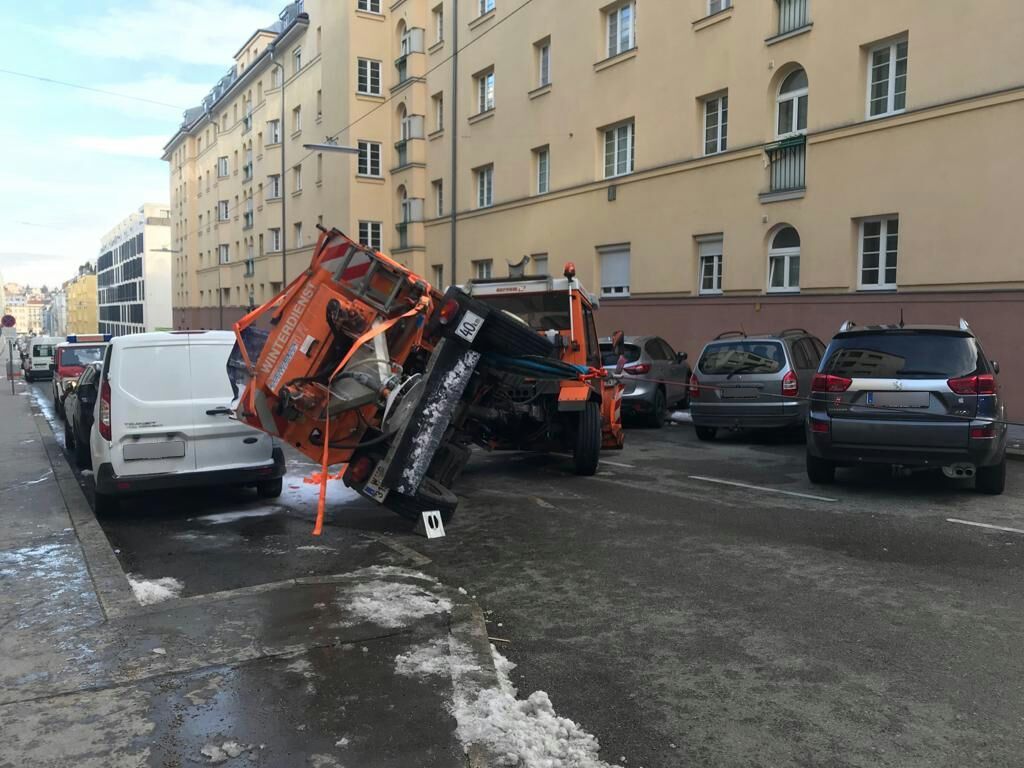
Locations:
689;374;701;399
438;298;461;325
812;374;852;393
624;363;651;375
782;370;799;396
948;373;996;395
809;418;830;434
970;424;996;439
99;379;112;441
349;456;374;483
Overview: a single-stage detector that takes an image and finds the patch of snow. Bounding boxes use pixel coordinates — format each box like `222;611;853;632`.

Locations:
334;737;350;748
80;469;93;477
296;545;337;552
200;741;250;764
395;638;480;679
152;648;167;656
360;564;438;583
458;587;468;595
128;575;184;606
193;508;278;525
343;579;452;629
669;410;692;424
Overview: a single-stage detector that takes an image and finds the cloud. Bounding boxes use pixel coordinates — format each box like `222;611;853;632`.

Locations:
70;135;170;159
51;0;277;67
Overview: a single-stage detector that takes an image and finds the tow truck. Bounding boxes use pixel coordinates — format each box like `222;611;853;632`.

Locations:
52;334;111;418
229;226;623;529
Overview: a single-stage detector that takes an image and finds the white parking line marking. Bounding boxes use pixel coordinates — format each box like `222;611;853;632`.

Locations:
688;475;838;503
946;518;1024;536
600;460;635;469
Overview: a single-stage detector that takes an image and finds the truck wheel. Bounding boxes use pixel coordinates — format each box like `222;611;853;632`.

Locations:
256;477;283;499
476;307;554;357
976;458;1006;495
806;453;836;485
646;388;667;429
573;401;601;476
384;477;457;525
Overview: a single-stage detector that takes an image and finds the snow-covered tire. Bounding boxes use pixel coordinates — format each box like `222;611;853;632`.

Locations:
572;401;601;476
384;477;457;525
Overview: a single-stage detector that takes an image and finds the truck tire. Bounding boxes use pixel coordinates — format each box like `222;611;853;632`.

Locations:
384;477;457;525
976;457;1006;495
573;401;601;476
476;307;554;357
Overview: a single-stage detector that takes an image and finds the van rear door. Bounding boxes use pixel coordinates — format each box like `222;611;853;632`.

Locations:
110;337;197;477
187;332;275;472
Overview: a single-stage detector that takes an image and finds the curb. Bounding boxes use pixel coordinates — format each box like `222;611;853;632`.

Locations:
30;405;137;620
448;599;502;768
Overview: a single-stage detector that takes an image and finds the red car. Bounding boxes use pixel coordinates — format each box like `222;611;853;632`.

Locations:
52;334;110;419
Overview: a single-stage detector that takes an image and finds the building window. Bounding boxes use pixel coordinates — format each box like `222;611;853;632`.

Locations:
293;46;302;73
433;4;444;42
478;0;495;17
606;2;636;58
433;92;444;131
292;106;302;133
293;222;303;247
868;38;908;118
218;244;230;264
777;0;810;34
603;120;635;178
776;68;808;136
698;237;723;295
316;153;323;183
535;147;550;194
359;221;382;251
704;94;728;155
316;89;322;118
357;141;382;177
859;216;899;290
217;200;229;221
358;0;381;12
217;156;229;177
433;179;444;216
530;254;548;275
357;58;382;96
293;164;302;192
474;260;493;280
432;264;444;288
269;228;281;251
537;40;551;87
476;165;494;208
268;119;281;144
768;226;800;292
268;174;282;199
708;0;731;15
476;69;495;113
599;245;630;298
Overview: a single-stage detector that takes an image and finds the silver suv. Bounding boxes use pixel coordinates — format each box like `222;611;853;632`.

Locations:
690;329;826;440
806;321;1006;494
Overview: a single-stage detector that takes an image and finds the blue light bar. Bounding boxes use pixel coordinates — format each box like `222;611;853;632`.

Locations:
66;334;112;344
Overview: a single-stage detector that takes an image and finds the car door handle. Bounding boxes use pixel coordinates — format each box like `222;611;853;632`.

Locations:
205;407;233;416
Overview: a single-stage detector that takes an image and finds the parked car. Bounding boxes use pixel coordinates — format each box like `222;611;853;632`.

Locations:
21;336;60;382
689;328;826;440
600;335;691;427
63;361;102;468
52;335;110;418
90;330;285;513
806;321;1006;494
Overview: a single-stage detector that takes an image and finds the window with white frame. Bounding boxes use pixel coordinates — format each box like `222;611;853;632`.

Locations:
217;200;229;221
599;245;630;298
433;179;444;216
268;119;281;144
293;222;303;247
432;264;444;288
478;0;495;17
537;40;551;87
476;69;495;112
359;221;382;251
357;141;382;177
606;2;636;58
474;260;493;280
433;4;444;42
433;92;444;131
698;237;723;294
293;164;302;192
476;165;494;208
292;106;302;133
535;147;550;194
293;46;302;73
704;93;728;155
708;0;731;15
217;156;229;177
269;228;281;251
603;120;635;178
357;58;382;95
867;38;908;118
358;0;381;13
272;67;282;88
768;226;800;292
268;174;282;199
859;216;899;289
218;244;230;264
776;68;808;136
530;253;548;276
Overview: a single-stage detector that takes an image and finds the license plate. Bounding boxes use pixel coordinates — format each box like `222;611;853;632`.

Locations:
362;461;390;504
454;310;485;344
721;386;758;399
866;391;930;408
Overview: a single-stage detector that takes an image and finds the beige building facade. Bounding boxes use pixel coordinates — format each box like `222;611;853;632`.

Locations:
65;273;98;334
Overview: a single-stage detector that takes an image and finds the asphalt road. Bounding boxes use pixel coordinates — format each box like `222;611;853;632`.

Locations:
31;381;1024;767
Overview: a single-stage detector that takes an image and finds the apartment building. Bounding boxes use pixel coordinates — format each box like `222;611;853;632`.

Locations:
96;204;172;336
65;272;98;334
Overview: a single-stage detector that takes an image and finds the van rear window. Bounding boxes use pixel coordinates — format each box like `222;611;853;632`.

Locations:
119;344;191;402
698;341;784;375
32;345;54;357
821;332;980;379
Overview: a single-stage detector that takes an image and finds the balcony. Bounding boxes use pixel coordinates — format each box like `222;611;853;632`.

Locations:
760;135;806;202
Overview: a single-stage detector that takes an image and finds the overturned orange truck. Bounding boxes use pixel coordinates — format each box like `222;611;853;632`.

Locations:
229;227;623;526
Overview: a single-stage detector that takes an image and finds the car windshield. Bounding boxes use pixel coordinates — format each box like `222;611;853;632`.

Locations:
60;346;105;367
821;332;980;379
600;343;642;366
698;341;784;375
31;345;54;357
475;292;572;331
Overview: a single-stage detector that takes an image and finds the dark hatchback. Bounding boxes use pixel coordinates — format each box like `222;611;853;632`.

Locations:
806;323;1007;494
63;361;102;468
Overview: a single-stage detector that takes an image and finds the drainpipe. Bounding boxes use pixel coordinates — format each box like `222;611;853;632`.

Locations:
449;0;458;285
270;46;287;289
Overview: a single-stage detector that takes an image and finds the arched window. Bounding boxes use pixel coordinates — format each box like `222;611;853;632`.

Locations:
776;68;808;137
768;226;800;292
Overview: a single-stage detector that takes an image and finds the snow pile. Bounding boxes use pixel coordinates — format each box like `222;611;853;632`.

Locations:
193;508;277;525
453;647;621;768
200;741;250;763
395;638;480;679
670;410;692;424
343;579;451;629
128;575;184;606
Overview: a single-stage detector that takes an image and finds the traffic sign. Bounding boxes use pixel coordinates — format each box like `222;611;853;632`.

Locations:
1;315;14;328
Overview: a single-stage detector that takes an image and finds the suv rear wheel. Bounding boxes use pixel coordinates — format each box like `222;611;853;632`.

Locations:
695;426;717;442
806;453;836;485
976;458;1006;495
256;477;283;499
646;388;666;429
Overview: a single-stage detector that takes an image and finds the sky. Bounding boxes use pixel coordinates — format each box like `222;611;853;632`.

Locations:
0;0;285;290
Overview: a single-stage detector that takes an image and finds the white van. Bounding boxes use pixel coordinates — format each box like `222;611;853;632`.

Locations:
89;331;284;512
22;336;61;382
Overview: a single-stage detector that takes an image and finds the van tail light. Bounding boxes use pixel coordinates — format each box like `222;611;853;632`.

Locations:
970;423;996;440
812;373;852;393
348;456;374;484
782;370;799;396
948;373;996;395
99;379;112;441
438;298;461;325
689;374;701;400
809;418;830;434
624;363;651;375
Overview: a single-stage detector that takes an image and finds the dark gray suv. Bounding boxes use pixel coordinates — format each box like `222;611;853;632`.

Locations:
806;321;1007;494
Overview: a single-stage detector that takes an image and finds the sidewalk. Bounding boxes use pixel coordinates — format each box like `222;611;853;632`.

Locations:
0;376;506;767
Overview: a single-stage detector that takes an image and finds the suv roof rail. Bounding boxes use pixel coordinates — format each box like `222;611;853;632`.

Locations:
778;328;809;337
959;318;970;331
838;320;856;332
714;330;747;340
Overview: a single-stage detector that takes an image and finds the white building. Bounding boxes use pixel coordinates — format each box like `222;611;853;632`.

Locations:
97;203;172;336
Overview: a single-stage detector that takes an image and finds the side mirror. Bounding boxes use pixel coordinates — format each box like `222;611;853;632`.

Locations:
78;384;97;402
676;351;688;363
611;330;625;358
992;360;1000;375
